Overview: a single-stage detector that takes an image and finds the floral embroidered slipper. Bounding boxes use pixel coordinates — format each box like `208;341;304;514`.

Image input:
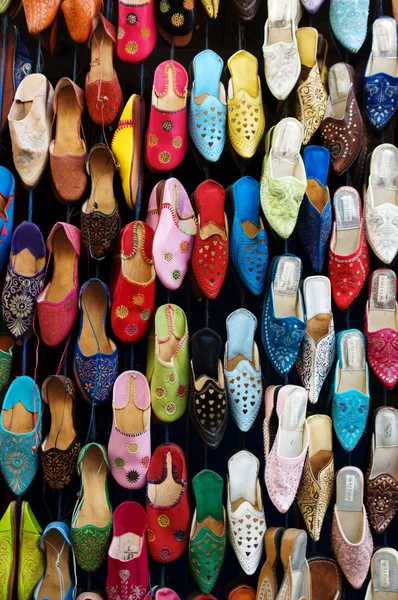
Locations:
0;501;17;599
146;443;190;563
146;303;190;422
157;0;196;47
200;0;218;18
72;443;112;572
18;501;44;600
117;0;156;62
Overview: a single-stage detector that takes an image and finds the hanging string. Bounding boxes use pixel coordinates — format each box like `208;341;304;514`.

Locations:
35;35;42;74
28;188;33;221
72;43;78;83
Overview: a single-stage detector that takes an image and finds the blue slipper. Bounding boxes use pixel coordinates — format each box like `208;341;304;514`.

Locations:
0;166;15;272
34;522;75;600
329;0;369;54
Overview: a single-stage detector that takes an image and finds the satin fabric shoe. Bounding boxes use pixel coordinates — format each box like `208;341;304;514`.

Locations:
264;385;309;513
296;146;332;273
296;276;335;404
366;406;398;533
188;50;226;163
229;176;267;296
329;0;369;54
0;167;15;272
224;309;262;432
34;521;75;600
364;144;398;265
0;376;41;496
332;467;373;590
364;18;398;130
262;254;306;377
332;329;370;452
365;269;398;390
260;118;306;240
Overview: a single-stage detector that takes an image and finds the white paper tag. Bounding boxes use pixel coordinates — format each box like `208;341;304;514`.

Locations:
344;474;355;502
380;560;390;588
378;275;388;304
343;196;353;222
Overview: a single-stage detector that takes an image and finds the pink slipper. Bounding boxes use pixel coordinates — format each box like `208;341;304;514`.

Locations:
108;371;151;489
144;589;181;600
116;0;157;63
36;222;80;347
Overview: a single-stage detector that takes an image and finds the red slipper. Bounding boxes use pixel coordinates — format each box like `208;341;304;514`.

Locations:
146;443;190;563
110;221;156;343
191;180;229;299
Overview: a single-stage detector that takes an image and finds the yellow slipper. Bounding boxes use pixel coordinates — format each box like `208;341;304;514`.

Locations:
200;0;219;18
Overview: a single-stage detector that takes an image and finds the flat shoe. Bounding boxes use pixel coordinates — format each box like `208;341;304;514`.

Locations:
308;557;342;600
329;0;369;54
117;0;156;62
257;527;285;600
62;0;103;43
365;548;398;600
276;529;311;600
18;501;44;600
34;521;75;600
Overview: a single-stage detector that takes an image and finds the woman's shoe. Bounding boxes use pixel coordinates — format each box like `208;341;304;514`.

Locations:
329;0;369;54
227;450;266;575
21;0;60;36
364;18;398;130
73;279;118;405
231;0;259;21
189;469;226;592
365;269;398;389
329;187;369;310
308;557;342;600
40;375;80;490
260;118;306;239
264;385;309;513
81;144;120;261
149;178;197;290
145;61;188;171
332;329;370;452
61;0;103;43
188;50;226;163
224;309;262;432
256;527;285;600
364;144;398;265
365;548;398;600
2;221;46;340
110;221;155;343
72;443;112;572
34;522;75;600
112;94;145;210
0;324;13;400
227;50;265;159
85;14;123;127
332;467;373;590
8;73;54;188
296;414;334;542
277;529;311;600
296;146;332;272
146;304;190;422
146;443;190;563
108;370;151;490
319;63;363;175
366;406;398;533
200;0;218;18
296;276;335;404
36;222;80;347
117;0;156;62
190;327;228;449
0;167;15;272
18;501;44;600
301;0;324;13
262;0;302;101
262;254;306;376
50;78;87;203
156;0;196;47
106;501;148;600
0;501;17;599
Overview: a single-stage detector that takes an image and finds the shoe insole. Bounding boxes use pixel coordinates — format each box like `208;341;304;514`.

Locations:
304;145;330;186
193;469;224;523
267;0;293;45
53;86;84;156
147;451;182;506
43;377;75;451
371;407;398;479
226;310;255;370
11;73;45;120
109;531;142;561
336;468;363;544
153;64;185;111
291;533;308;600
88;21;114;84
337;331;367;394
304;277;331;345
229;451;258;510
0;333;13;354
80;281;114;356
368;17;398;77
85;147;116;215
328;63;351;120
228;52;259;99
306;179;328;214
193;51;223;100
310;449;332;479
372;548;398;600
333;187;361;256
192;328;221;381
279;387;307;459
75;446;110;528
157;306;181;363
271;118;303;178
2;400;36;433
38;530;70;600
114;375;149;435
273;255;301;319
370;144;398;208
173;183;197;236
123;224;153;284
368;269;397;332
45;228;76;304
12;247;44;277
297;27;317;69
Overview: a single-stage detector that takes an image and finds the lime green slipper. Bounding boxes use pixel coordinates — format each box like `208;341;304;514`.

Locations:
0;501;17;599
18;501;44;600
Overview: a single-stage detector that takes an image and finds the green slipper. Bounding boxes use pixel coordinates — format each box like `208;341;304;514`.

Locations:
147;304;190;423
18;501;44;600
71;443;112;572
189;470;226;593
0;501;17;599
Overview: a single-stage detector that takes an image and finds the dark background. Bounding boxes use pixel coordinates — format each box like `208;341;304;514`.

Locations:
1;0;398;598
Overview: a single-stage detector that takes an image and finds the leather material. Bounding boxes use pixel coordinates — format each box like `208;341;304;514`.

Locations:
117;0;156;62
61;0;103;44
81;203;120;261
308;558;342;600
366;442;398;534
329;0;369;54
200;0;219;18
156;0;196;39
231;0;259;21
22;0;61;35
